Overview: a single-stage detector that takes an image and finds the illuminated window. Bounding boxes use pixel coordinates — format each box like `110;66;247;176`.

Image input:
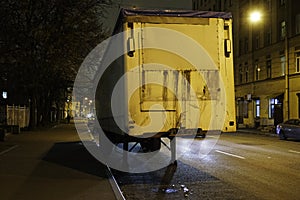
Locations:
255;100;260;117
269;98;280;118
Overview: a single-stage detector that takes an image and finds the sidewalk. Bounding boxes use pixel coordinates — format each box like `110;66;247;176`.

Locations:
0;122;118;200
237;127;278;137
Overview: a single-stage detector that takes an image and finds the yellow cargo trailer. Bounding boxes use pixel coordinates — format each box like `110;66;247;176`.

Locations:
96;9;236;152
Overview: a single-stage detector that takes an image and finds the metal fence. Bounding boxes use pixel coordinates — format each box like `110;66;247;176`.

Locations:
6;105;30;128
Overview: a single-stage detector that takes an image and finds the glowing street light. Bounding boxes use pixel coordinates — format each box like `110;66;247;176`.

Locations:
249;11;262;23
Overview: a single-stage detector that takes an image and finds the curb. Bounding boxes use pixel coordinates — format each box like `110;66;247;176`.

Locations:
0;144;19;156
106;165;126;200
237;129;278;137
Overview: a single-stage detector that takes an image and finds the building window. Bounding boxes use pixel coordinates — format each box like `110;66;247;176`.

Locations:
296;14;300;34
296;52;300;73
266;59;272;78
245;38;249;53
239;64;243;84
269;98;280;118
239;39;243;55
245;63;249;82
255;63;260;81
265;29;272;45
281;21;286;40
280;55;286;75
255;35;260;49
255;99;260;117
265;0;271;11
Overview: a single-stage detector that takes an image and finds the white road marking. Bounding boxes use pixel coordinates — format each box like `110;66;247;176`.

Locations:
207;136;219;139
0;145;19;156
288;150;300;154
215;150;245;159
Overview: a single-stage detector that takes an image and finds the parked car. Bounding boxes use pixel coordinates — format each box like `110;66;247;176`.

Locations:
276;119;300;140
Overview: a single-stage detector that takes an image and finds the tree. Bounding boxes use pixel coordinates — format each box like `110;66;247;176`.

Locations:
0;0;111;128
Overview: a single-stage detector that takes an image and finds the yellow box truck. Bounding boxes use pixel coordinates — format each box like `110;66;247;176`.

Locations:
96;8;236;152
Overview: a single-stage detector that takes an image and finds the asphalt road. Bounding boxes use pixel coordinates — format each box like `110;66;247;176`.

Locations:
193;133;300;200
1;123;299;200
0;123;116;200
112;132;300;200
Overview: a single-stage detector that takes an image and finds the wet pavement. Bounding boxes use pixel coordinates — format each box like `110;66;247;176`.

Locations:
112;160;258;200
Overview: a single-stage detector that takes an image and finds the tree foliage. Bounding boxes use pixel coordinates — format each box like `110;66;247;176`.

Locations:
0;0;111;127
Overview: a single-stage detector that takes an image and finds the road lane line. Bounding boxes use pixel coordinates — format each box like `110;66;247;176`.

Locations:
215;150;245;160
288;150;300;154
207;136;219;139
0;145;19;156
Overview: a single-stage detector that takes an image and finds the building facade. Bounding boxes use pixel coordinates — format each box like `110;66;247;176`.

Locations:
193;0;300;130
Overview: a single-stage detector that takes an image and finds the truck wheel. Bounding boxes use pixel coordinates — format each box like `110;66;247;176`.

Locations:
197;128;206;138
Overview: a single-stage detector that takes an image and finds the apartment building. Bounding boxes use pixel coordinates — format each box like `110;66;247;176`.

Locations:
193;0;300;129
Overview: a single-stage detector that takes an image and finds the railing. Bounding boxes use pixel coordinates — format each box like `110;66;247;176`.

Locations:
6;105;30;128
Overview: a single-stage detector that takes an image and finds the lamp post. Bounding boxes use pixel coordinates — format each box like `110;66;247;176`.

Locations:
249;7;289;121
248;10;262;127
249;10;262;81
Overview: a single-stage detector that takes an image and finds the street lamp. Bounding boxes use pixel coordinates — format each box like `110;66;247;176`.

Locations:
249;8;289;121
249;10;262;82
249;11;262;23
248;10;262;127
